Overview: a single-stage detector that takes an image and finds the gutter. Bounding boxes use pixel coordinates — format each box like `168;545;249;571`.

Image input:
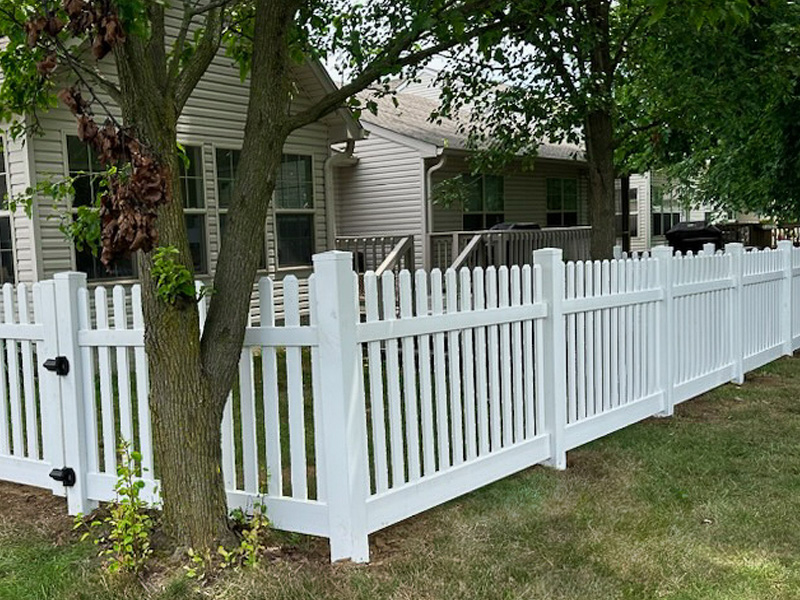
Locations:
423;152;447;271
324;140;358;249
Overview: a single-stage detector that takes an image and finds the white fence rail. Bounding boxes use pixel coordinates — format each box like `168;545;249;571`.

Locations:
0;242;798;563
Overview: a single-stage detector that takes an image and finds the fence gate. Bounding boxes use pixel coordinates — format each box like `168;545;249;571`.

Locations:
0;279;71;498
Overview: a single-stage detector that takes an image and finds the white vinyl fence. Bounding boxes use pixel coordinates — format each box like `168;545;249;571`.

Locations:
0;241;798;563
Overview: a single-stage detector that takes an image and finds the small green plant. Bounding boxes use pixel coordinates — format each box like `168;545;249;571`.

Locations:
184;503;270;581
74;441;154;574
151;245;196;305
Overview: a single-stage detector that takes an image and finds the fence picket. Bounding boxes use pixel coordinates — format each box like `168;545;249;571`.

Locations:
284;277;307;499
445;270;464;464
382;272;405;485
485;267;502;449
131;287;152;475
510;267;524;443
459;268;477;460
3;285;22;456
430;270;450;470
94;287;116;473
498;267;513;448
259;278;282;497
472;268;490;454
415;271;436;475
112;286;133;444
399;270;421;481
17;285;38;459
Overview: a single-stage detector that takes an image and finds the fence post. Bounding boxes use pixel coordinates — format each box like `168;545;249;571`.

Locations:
312;251;371;563
651;246;674;417
726;243;745;384
534;248;567;470
778;240;793;356
52;272;95;515
702;242;716;255
613;244;623;260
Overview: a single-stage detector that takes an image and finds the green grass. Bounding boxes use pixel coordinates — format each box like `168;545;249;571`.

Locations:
5;356;800;599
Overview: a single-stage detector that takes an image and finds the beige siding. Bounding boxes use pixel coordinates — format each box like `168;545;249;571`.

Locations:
29;13;339;283
335;130;425;267
431;155;589;231
2;130;38;283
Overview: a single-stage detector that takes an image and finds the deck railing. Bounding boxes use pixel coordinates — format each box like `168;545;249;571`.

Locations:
430;226;592;270
335;235;415;275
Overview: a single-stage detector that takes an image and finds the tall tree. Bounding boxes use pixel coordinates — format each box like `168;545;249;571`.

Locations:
435;0;761;257
619;0;800;221
0;0;512;550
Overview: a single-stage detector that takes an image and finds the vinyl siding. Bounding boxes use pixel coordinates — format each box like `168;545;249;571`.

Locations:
29;13;339;284
2;130;38;284
334;129;425;268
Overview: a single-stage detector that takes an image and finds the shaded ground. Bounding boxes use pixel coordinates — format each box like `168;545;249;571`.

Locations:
3;357;800;599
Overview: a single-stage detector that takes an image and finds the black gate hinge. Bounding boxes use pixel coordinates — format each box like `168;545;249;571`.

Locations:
49;467;76;487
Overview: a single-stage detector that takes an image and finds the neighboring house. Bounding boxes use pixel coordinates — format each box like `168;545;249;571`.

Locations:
616;172;719;253
0;33;362;292
333;91;590;271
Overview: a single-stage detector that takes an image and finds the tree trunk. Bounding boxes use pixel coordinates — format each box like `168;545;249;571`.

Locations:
584;0;616;259
585;109;616;259
109;0;299;550
114;14;231;549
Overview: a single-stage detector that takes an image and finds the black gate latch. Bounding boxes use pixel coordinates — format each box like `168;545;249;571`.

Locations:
49;467;76;487
43;356;69;376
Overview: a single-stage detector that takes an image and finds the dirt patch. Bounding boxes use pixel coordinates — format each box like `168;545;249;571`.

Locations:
0;480;74;543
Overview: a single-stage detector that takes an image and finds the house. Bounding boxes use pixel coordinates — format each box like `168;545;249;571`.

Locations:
333;90;591;272
0;28;363;292
616;172;721;253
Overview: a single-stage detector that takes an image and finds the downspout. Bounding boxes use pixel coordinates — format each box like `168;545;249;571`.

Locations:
324;140;358;250
423;152;447;271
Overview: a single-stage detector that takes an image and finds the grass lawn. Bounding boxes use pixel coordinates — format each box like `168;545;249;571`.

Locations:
3;356;800;600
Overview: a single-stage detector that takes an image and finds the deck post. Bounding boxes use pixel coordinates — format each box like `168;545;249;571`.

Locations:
312;251;371;563
52;272;95;515
726;243;745;384
534;248;567;469
778;240;793;356
652;245;674;417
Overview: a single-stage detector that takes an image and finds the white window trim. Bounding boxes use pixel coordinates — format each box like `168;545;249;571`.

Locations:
178;142;212;275
0;133;18;284
272;152;318;272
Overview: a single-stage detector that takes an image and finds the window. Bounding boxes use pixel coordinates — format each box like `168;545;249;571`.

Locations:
275;154;315;267
0;140;14;284
461;174;504;231
67;136;135;280
546;178;579;227
215;148;266;269
615;187;639;238
179;145;207;273
651;186;682;237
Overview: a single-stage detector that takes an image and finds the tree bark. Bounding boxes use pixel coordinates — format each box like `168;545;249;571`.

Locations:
584;0;616;259
109;0;300;550
585;109;617;259
113;7;231;549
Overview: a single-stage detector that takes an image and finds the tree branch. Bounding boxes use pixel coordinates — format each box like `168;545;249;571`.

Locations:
286;16;513;132
611;6;651;72
173;6;225;113
55;45;124;105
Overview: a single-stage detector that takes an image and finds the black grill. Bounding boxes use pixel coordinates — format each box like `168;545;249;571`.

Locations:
665;221;724;254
